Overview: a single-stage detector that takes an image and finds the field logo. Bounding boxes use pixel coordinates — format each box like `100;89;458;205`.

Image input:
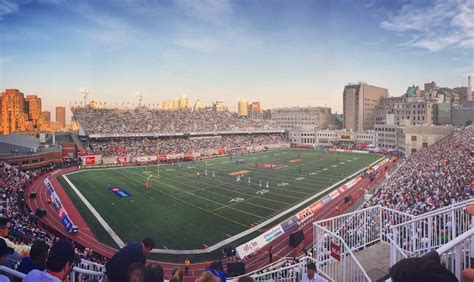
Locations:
109;187;131;198
289;159;302;163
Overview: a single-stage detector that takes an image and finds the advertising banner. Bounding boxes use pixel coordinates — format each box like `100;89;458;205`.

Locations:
43;178;75;233
85;156;95;165
116;157;127;163
296;207;314;223
280;216;298;232
329;190;340;200
236;225;285;259
310;201;324;213
235;235;266;259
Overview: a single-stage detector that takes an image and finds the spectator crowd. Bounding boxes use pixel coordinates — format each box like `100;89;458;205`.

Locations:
365;126;473;215
72;107;280;135
90;133;287;158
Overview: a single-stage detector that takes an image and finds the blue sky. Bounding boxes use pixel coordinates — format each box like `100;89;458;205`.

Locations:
0;0;473;120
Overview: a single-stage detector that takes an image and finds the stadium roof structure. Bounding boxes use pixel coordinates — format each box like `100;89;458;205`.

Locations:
0;134;40;150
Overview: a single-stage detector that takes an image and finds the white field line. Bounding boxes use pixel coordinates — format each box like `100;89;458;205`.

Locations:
62;174;125;248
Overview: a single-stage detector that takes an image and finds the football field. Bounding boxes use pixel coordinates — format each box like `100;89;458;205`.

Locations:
58;149;383;252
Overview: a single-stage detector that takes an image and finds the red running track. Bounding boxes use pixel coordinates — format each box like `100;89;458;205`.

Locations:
24;159;397;280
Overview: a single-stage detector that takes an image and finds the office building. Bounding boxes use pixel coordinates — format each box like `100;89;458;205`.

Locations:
343;82;389;132
272;107;336;130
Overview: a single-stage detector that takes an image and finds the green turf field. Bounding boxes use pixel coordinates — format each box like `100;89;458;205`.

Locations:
58;149;383;251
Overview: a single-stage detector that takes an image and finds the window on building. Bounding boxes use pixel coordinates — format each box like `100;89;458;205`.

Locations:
411;148;417;153
411;136;417;141
22;160;28;165
422;142;428;148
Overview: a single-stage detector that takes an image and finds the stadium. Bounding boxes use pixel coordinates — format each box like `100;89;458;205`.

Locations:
0;103;472;281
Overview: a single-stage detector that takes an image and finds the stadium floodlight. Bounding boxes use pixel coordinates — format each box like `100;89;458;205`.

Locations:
80;88;89;107
136;91;143;107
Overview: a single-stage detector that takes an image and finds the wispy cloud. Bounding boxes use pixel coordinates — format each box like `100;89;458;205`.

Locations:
174;37;222;52
380;0;474;51
0;0;20;19
175;0;232;25
70;2;144;46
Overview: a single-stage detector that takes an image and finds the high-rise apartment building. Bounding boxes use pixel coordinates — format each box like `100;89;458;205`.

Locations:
1;89;28;135
56;106;66;128
238;99;248;117
25;95;42;129
343;82;389;132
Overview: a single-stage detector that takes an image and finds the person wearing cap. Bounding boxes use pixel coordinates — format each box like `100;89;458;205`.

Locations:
301;262;328;282
0;238;15;282
105;237;155;282
23;240;78;282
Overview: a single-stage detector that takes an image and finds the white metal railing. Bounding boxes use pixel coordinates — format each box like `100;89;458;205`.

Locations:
312;205;414;281
313;228;370;281
314;205;413;254
436;228;474;280
389;199;474;263
250;256;334;282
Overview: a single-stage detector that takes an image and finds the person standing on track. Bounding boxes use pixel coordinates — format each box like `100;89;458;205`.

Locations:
184;258;190;275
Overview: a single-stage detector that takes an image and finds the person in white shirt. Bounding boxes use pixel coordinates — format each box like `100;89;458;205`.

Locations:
301;262;328;282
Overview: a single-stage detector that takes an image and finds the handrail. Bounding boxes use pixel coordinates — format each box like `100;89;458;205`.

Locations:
390;198;474;229
0;266;26;279
436;228;474;255
317;228;371;281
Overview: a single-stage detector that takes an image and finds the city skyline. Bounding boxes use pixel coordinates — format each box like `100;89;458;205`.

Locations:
1;0;473;120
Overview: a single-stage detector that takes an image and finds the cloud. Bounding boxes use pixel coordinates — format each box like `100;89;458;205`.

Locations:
380;0;474;51
363;0;376;9
174;37;222;52
0;0;20;18
71;2;144;45
175;0;232;24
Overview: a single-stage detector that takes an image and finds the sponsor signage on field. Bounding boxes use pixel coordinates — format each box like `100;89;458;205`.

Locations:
281;216;298;232
296;207;314;223
321;195;332;205
236;225;285;259
262;225;284;243
310;200;324;213
43;178;75;233
109;187;131;198
329;190;340;200
236;235;266;259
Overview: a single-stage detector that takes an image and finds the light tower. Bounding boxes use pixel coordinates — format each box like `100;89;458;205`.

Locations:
80;88;89;107
136;91;144;107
